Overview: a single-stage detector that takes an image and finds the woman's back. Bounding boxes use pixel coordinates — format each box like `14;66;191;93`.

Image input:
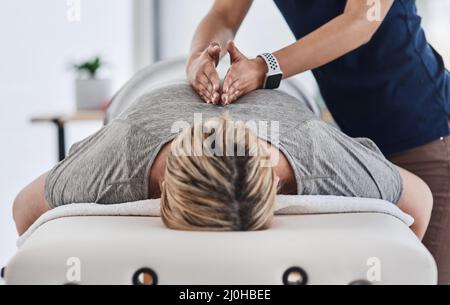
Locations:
45;83;403;208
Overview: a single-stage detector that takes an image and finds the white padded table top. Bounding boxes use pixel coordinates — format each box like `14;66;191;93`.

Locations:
6;213;437;285
16;195;414;247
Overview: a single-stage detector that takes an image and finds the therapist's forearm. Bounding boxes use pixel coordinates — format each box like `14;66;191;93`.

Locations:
274;14;379;78
189;11;235;61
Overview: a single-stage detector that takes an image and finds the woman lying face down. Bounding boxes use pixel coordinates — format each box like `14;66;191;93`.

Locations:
13;83;432;238
159;116;286;231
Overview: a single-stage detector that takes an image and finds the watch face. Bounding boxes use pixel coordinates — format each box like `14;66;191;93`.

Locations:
266;74;283;89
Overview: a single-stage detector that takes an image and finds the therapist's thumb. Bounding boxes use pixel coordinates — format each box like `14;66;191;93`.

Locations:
206;42;221;66
227;41;245;63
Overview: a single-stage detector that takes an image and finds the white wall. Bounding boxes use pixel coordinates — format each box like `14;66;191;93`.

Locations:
0;0;133;269
159;0;295;59
417;0;450;65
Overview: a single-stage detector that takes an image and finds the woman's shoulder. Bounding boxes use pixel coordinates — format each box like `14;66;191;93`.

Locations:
298;120;385;154
138;82;196;101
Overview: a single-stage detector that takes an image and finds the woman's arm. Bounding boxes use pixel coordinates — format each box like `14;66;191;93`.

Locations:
13;173;50;236
222;0;395;103
274;0;394;78
396;167;433;240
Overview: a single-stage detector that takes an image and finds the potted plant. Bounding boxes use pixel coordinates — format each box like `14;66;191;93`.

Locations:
73;56;112;110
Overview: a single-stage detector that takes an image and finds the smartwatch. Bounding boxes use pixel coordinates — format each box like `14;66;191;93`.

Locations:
257;53;283;89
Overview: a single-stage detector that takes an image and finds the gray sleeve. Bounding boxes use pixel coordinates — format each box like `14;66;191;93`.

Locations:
356;137;383;155
390;165;404;204
44;162;71;209
67;132;98;156
296;121;404;204
44;154;99;209
374;160;404;204
356;138;403;204
356;137;404;204
44;123;150;209
44;129;108;208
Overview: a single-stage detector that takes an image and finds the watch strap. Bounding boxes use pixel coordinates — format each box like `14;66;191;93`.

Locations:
258;53;283;89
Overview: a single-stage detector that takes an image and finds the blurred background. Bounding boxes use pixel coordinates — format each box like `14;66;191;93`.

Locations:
1;0;449;269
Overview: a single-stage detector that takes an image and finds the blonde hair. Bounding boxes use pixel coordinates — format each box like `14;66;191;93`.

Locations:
160;115;278;231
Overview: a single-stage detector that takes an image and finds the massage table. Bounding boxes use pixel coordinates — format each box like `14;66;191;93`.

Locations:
4;196;437;285
3;59;437;285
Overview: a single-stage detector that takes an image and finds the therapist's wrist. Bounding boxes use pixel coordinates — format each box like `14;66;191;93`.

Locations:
253;56;268;88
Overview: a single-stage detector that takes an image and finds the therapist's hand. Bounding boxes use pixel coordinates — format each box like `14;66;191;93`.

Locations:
186;42;221;104
221;41;267;105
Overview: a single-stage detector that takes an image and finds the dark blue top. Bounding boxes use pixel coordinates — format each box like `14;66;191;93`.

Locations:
273;0;450;154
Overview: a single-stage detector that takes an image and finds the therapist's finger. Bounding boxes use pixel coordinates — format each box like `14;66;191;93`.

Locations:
207;71;221;104
206;43;221;67
224;91;240;105
204;65;220;91
196;74;214;101
228;90;242;104
198;76;214;95
196;82;213;103
222;69;235;94
231;90;244;103
223;79;241;104
198;92;207;102
203;70;220;104
228;79;241;96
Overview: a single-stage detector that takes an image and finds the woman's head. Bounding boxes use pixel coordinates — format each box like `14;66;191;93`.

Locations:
160;115;278;231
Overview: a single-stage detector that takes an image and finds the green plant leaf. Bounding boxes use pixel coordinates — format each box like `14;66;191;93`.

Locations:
73;56;103;79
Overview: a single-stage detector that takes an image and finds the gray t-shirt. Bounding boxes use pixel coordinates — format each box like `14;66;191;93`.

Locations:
45;83;403;208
